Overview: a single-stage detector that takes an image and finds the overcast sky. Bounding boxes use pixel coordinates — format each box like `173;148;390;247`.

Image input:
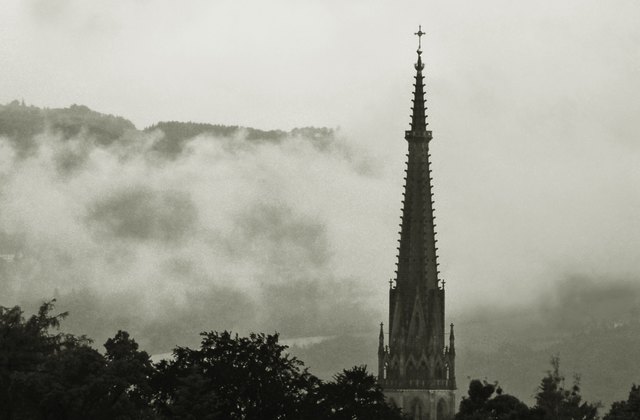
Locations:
1;0;639;347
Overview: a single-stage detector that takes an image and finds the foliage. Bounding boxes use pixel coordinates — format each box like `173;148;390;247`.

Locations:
9;299;635;420
456;379;532;420
0;301;155;419
533;356;600;420
152;330;318;419
145;121;334;158
0;301;401;419
605;384;640;420
102;330;156;418
457;357;605;420
315;365;404;420
0;101;135;152
0;101;334;161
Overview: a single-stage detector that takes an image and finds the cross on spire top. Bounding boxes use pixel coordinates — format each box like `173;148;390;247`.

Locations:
414;25;426;51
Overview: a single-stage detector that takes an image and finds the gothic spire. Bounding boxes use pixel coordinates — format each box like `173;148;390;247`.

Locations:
393;26;438;301
379;26;456;407
406;26;430;140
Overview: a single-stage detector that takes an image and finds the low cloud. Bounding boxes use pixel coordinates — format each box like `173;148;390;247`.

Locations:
86;187;197;243
1;101;638;369
0;105;384;354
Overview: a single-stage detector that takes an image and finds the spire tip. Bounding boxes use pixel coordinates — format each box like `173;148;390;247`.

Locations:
414;25;426;52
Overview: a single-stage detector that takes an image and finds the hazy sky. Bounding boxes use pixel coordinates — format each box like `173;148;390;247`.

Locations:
1;0;639;349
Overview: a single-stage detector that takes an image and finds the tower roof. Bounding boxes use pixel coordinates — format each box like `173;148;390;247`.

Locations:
395;30;439;295
391;26;442;346
406;26;431;141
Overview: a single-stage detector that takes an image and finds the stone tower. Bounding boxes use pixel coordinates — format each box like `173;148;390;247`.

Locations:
378;28;456;420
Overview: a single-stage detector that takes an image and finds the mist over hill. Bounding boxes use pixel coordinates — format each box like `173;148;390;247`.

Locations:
1;101;638;411
0;100;335;160
0;100;378;349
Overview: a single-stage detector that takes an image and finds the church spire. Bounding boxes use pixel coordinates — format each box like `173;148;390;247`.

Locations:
381;25;454;394
378;26;456;419
394;26;438;302
406;26;430;140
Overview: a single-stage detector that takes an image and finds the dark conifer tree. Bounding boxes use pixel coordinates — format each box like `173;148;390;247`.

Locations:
605;385;640;420
532;356;600;420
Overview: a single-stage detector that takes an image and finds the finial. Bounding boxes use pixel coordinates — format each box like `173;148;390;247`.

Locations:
414;25;426;52
413;26;425;70
449;322;456;358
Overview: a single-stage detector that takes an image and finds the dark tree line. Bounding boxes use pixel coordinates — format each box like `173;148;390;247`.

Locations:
0;301;403;420
456;356;639;420
2;300;639;419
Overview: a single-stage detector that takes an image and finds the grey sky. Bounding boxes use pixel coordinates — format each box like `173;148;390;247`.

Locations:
3;1;635;128
1;0;639;340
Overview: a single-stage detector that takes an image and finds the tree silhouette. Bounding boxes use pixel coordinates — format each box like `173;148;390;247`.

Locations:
152;331;319;419
532;356;600;420
315;365;404;420
605;384;640;420
456;379;531;420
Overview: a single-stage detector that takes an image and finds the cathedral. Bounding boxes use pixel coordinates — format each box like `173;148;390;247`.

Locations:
377;28;457;420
